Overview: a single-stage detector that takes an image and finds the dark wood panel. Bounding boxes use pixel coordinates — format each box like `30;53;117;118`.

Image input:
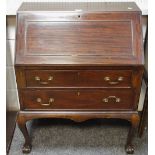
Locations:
26;21;132;56
21;89;134;110
25;69;132;88
15;12;144;65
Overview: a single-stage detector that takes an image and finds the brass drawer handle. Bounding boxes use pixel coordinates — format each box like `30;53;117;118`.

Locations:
36;97;54;106
35;76;53;85
104;76;124;85
102;96;121;103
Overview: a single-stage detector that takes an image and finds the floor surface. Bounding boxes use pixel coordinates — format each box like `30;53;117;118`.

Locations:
9;119;148;155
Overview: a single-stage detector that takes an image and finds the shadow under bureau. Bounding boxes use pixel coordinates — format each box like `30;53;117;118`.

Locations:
15;2;144;154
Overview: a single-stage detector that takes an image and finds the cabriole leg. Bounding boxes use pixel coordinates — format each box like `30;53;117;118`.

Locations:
125;114;140;154
17;113;32;153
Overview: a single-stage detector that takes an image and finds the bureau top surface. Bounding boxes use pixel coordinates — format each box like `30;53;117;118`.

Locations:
18;2;140;13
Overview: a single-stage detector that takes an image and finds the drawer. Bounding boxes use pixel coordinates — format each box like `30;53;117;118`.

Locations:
25;70;77;87
25;70;132;88
78;70;132;87
21;89;134;110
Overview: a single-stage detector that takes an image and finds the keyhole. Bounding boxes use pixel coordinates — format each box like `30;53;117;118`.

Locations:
77;92;80;96
78;15;81;18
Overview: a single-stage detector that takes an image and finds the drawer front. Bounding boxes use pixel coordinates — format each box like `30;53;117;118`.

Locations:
25;70;77;87
77;70;132;87
25;70;132;88
21;89;134;110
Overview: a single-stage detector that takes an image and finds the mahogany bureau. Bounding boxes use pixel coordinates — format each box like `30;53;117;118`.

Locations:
15;2;144;154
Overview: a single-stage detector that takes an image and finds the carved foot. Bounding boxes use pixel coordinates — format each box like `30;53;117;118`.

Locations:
22;144;32;154
125;145;134;154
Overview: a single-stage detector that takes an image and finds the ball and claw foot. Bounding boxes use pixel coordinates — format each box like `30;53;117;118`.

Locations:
125;145;134;154
22;144;32;154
